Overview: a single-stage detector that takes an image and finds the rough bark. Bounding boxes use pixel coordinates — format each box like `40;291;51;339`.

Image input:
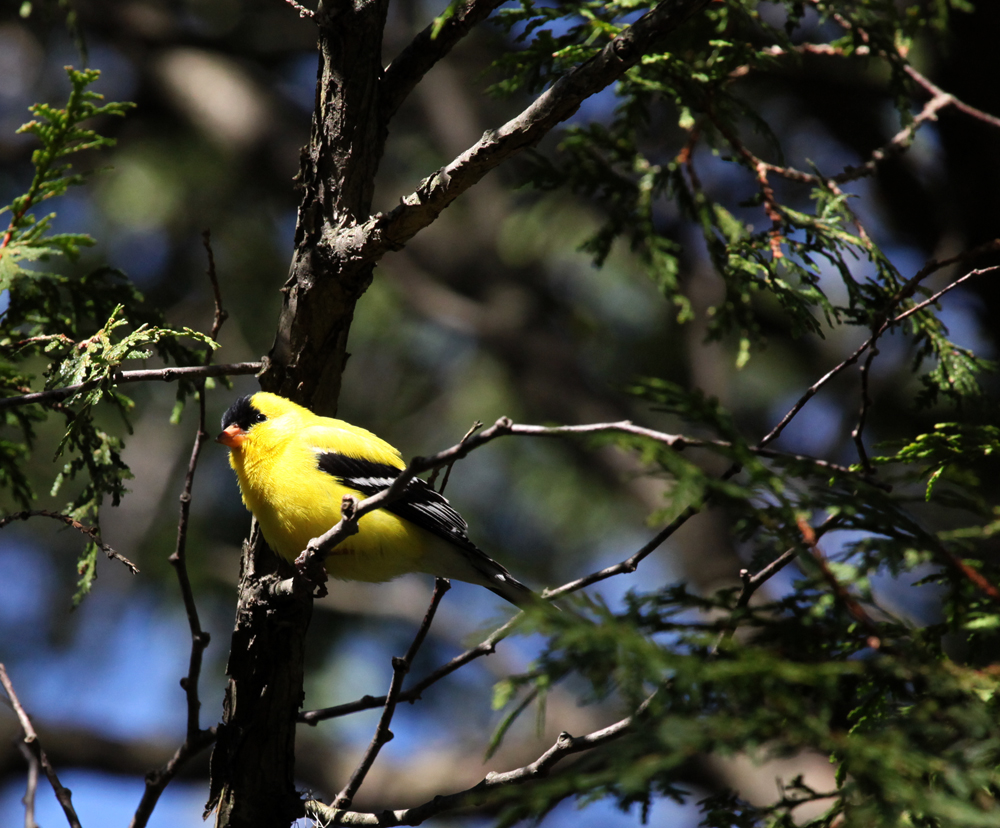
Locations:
260;0;392;416
208;534;312;827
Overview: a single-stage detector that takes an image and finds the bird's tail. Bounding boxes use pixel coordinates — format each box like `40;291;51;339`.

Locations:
421;535;541;609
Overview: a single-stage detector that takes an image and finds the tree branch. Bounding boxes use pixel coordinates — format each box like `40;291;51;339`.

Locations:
381;0;506;122
17;741;39;828
131;231;226;828
293;411;889;720
306;693;655;825
903;65;1000;131
333;579;450;809
299;504;704;725
797;518;882;645
0;362;262;412
0;665;82;828
339;0;712;262
0;510;138;574
757;242;1000;450
300;608;519;724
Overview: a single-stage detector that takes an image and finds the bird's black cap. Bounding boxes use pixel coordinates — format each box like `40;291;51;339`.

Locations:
221;394;266;432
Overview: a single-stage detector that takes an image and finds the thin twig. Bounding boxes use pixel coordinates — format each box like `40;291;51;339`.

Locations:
544;505;698;599
0;510;138;574
17;741;39;828
131;729;219;828
834;91;953;184
890;265;1000;326
299;509;699;724
0;665;82;828
903;65;1000;130
807;0;1000;136
758;244;1000;450
712;514;839;654
797;518;881;646
930;541;1000;603
130;231;227;828
851;345;878;475
333;578;451;809
0;361;262;412
757;30;1000;185
849;261;1000;475
282;0;315;17
306;692;659;825
710;106;785;257
430;421;482;493
300;611;521;724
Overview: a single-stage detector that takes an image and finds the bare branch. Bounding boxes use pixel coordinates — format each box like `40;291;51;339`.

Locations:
300;610;521;724
903;65;1000;130
851;345;878;475
340;0;712;263
283;0;315;18
834;90;953;184
381;0;506;122
0;665;82;828
300;507;701;725
890;265;1000;326
712;514;839;654
129;730;217;828
0;510;138;574
848;263;1000;476
544;505;698;599
0;361;262;412
797;518;882;646
306;694;655;825
740;48;999;197
294;409;898;723
130;231;227;828
17;741;40;828
758;242;1000;450
430;420;482;493
333;579;451;809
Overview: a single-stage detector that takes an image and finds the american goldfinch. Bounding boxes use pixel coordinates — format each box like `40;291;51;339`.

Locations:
217;392;534;607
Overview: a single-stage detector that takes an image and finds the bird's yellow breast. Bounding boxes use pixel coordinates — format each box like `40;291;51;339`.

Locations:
228;413;430;583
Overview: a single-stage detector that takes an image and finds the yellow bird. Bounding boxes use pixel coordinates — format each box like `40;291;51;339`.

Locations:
217;392;534;607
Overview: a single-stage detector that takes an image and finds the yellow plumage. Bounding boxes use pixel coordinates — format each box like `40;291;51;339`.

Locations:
218;392;534;605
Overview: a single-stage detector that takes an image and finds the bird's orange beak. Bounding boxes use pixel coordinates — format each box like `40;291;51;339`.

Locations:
217;424;246;448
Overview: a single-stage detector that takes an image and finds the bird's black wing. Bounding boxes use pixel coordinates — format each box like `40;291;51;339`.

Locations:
316;451;535;606
316;452;472;546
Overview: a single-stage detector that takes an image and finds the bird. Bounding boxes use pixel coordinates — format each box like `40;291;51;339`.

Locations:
217;392;535;607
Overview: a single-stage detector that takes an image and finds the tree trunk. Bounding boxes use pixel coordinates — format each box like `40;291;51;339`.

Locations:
209;0;391;823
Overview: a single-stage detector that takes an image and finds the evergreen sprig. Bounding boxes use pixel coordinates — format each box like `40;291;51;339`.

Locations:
362;1;999;822
0;68;218;600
